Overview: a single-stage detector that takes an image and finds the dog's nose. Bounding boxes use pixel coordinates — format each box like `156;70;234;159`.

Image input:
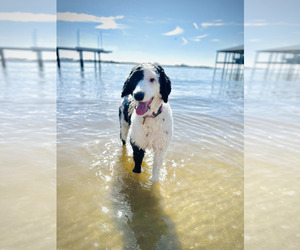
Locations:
134;91;144;101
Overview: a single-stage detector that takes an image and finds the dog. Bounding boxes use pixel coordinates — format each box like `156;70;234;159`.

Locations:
119;63;173;182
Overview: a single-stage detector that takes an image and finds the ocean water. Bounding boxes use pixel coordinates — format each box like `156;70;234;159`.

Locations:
0;62;56;249
1;62;244;249
244;69;300;249
1;62;299;249
57;63;244;249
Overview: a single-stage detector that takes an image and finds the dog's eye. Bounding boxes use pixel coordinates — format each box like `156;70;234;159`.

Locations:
149;78;155;83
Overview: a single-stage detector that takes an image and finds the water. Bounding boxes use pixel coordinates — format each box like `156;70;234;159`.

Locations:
57;63;244;249
1;62;299;249
1;62;244;249
0;63;56;249
244;69;300;249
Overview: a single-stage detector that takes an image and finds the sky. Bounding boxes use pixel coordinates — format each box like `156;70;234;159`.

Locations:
0;0;299;67
56;0;244;66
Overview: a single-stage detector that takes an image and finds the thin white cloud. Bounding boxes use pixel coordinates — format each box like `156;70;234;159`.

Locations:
211;39;220;42
57;12;126;29
0;12;56;22
247;38;261;42
193;22;199;30
244;22;268;27
190;34;208;42
181;37;188;45
201;22;224;28
163;26;184;36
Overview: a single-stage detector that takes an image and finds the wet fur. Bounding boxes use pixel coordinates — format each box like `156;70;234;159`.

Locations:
119;63;173;182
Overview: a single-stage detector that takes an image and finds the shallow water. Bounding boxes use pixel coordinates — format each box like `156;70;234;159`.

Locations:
244;70;300;249
0;63;56;249
57;63;244;249
1;62;299;249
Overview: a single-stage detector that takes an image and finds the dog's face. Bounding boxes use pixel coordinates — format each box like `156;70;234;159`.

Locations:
121;64;171;115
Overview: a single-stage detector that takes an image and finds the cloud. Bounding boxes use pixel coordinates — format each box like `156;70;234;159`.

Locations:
190;34;208;42
0;12;56;22
244;22;268;27
247;38;261;42
201;22;224;28
193;22;199;30
210;39;220;42
163;26;184;36
57;12;126;29
181;37;188;45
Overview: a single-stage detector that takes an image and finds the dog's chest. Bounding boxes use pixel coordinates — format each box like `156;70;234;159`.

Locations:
130;110;172;149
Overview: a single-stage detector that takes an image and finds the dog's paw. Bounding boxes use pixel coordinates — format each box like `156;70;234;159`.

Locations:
150;176;159;183
132;167;141;173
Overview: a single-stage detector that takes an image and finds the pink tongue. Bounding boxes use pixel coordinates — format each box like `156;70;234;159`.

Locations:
136;102;148;115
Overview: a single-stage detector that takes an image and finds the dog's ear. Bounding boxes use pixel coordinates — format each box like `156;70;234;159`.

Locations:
156;64;171;103
121;66;144;97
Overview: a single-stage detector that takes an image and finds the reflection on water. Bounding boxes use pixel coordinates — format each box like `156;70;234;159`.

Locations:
57;63;243;249
112;147;181;249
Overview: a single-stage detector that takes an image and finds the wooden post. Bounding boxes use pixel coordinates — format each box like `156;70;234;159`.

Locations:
0;49;6;68
229;53;234;80
221;52;228;80
37;50;43;69
264;52;273;80
56;48;61;68
277;53;284;80
251;52;259;81
287;53;296;81
213;52;219;81
98;52;101;71
79;50;84;70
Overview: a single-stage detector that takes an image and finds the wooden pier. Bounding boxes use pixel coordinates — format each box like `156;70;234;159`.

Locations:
0;46;112;70
252;45;300;81
213;45;244;81
56;46;112;70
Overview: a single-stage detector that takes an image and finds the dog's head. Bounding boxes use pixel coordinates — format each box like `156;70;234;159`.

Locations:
121;63;171;115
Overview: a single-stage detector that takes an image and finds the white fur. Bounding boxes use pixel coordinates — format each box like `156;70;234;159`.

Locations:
130;103;173;182
120;64;173;182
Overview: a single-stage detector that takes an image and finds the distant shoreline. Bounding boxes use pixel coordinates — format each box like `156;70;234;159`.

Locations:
4;58;214;69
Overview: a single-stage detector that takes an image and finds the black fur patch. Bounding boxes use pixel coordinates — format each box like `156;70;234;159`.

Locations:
155;64;171;103
130;140;145;173
123;97;132;125
121;66;144;97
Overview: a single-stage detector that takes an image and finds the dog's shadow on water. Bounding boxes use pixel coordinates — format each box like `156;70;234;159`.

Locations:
112;147;182;250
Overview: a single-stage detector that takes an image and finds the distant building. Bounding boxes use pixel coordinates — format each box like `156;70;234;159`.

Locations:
252;45;300;81
213;45;244;81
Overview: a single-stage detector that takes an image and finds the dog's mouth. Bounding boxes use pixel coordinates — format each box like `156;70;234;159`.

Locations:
136;97;154;116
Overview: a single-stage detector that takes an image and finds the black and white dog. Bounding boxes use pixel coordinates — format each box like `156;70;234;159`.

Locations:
119;63;173;182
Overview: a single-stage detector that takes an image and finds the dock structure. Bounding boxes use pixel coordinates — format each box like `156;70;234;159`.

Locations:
0;46;55;69
213;45;244;81
56;46;112;70
0;46;112;70
252;45;300;81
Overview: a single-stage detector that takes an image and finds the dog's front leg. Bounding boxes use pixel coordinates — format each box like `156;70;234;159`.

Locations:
150;149;165;182
130;140;145;173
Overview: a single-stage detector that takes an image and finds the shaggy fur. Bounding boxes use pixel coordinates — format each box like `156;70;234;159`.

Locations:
119;63;173;182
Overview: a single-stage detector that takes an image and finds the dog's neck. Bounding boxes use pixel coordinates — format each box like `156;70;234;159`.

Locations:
147;97;163;114
142;99;164;125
